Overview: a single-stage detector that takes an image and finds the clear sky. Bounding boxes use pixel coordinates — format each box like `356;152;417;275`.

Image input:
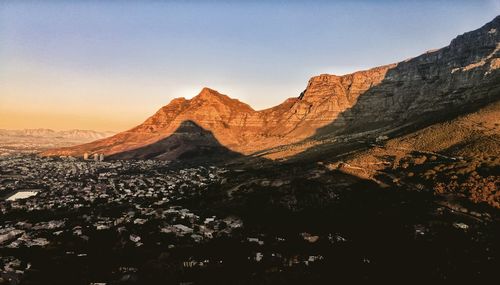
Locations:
1;0;499;131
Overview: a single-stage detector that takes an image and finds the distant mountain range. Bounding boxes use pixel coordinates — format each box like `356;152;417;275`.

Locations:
0;129;115;140
0;129;115;155
43;16;499;162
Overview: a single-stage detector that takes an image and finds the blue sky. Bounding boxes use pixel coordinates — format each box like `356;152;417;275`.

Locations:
1;0;499;131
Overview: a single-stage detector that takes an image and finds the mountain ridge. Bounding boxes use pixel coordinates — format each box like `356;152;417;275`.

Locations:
42;16;500;159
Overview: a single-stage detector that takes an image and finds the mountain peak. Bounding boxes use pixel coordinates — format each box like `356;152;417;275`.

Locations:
197;87;222;97
191;87;255;112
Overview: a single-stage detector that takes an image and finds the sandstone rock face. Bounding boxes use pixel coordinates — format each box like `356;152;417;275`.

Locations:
42;16;500;159
269;64;396;138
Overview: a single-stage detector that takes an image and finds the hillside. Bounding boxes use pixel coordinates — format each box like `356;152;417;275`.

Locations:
312;100;499;207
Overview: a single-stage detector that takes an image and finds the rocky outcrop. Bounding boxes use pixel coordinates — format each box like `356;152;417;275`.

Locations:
42;16;500;159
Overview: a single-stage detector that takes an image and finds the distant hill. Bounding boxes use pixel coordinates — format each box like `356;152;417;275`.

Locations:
0;129;115;140
0;129;115;155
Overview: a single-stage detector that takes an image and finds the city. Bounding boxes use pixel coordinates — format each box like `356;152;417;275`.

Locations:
0;155;347;284
1;154;498;284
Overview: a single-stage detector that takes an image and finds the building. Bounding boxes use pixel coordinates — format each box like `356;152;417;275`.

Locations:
93;154;99;161
99;154;104;162
83;153;89;160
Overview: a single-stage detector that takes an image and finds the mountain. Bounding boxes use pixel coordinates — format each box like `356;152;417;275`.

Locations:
42;16;500;160
0;129;115;156
0;129;115;140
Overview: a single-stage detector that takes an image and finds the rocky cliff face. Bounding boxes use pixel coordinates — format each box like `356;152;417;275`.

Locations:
42;16;500;159
327;17;500;134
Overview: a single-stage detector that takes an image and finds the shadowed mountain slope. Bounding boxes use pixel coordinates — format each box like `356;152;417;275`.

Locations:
108;120;242;161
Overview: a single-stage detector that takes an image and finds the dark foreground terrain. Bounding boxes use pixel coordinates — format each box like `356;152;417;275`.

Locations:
0;155;498;284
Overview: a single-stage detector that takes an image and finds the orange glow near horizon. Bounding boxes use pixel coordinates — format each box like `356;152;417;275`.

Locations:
2;1;497;131
0;109;129;132
0;60;305;131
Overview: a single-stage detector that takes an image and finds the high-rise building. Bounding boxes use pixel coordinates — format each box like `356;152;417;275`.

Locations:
99;154;105;162
93;153;99;161
83;153;89;160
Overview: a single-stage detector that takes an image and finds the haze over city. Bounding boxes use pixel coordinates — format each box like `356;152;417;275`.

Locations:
1;0;499;131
